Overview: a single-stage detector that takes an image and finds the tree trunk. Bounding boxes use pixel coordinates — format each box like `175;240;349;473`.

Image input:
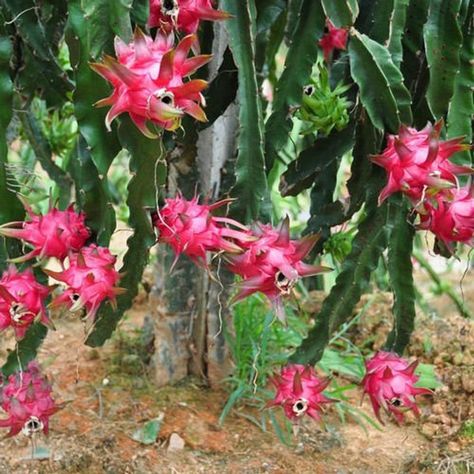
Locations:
150;23;238;387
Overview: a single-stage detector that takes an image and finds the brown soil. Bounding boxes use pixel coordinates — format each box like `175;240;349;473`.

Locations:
0;267;472;473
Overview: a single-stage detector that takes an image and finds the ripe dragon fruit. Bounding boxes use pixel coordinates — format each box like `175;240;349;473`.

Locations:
152;195;252;266
362;351;431;424
0;361;60;437
0;266;51;340
371;121;473;205
319;19;348;61
46;245;124;320
0;204;90;262
226;218;331;320
91;28;211;136
268;364;334;422
418;185;474;249
148;0;230;34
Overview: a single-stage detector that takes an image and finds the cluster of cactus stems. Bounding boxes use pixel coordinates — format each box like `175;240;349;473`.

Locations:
0;0;472;438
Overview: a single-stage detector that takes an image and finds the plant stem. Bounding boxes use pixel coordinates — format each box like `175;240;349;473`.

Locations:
413;251;472;319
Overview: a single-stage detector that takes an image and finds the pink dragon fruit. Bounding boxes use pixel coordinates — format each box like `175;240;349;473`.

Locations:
268;364;334;422
226;218;331;320
319;19;348;61
46;245;124;320
0;204;90;262
0;361;60;437
91;28;211;136
148;0;230;34
152;195;252;266
418;185;474;249
362;351;431;424
371;121;473;205
0;266;51;340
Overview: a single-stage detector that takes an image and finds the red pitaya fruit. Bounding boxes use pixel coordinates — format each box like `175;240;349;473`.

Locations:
148;0;230;34
152;195;253;266
0;204;90;262
0;266;51;340
91;28;211;136
319;19;348;61
362;351;432;424
0;361;61;437
418;185;474;249
268;364;334;422
371;121;473;205
226;218;331;320
46;245;124;320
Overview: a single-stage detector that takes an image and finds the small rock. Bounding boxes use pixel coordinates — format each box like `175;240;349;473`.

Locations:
404;411;417;424
452;353;463;366
450;374;463;392
462;354;474;366
427;414;440;423
431;403;444;415
439;414;452;426
447;441;461;453
461;373;474;393
167;433;185;451
294;442;305;455
421;423;438;439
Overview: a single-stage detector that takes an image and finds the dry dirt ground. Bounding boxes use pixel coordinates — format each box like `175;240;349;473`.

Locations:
0;265;472;473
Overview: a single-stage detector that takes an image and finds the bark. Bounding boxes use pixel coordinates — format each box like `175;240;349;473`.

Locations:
151;23;237;387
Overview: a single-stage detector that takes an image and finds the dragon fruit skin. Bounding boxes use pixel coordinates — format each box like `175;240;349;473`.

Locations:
362;351;432;424
0;361;60;437
46;245;124;320
371;121;473;205
91;28;211;136
226;218;331;319
0;266;51;340
148;0;230;34
0;205;90;262
153;195;252;265
418;186;474;248
319;19;348;61
268;364;334;422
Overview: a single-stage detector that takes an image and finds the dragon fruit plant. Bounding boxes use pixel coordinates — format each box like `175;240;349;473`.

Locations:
297;65;351;136
0;266;51;340
372;121;473;252
0;0;471;441
0;361;60;437
362;352;431;424
371;121;473;206
46;245;124;321
148;0;230;34
268;364;334;422
226;218;331;320
417;186;474;249
152;195;252;266
319;19;348;62
0;204;90;262
91;28;211;136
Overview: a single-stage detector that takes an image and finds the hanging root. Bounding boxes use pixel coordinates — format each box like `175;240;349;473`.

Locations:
212;255;225;340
